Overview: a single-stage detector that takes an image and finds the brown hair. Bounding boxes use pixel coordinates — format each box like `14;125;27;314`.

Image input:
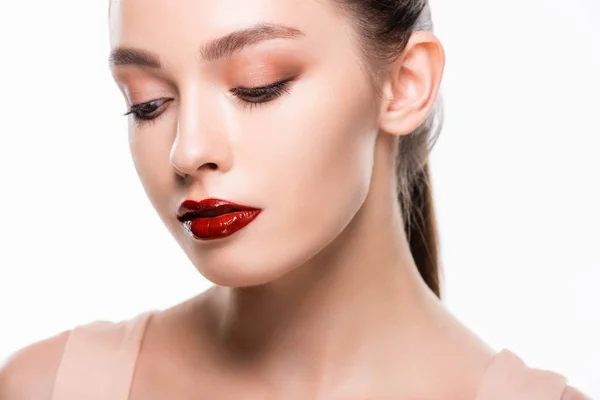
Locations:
332;0;443;297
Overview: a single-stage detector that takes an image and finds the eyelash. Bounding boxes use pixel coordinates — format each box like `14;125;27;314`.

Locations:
231;77;293;111
124;77;294;125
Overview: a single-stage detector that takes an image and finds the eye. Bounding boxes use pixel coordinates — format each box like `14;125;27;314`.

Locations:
231;77;294;110
124;98;173;124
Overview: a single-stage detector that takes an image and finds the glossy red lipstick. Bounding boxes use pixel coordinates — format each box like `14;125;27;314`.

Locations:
176;198;261;240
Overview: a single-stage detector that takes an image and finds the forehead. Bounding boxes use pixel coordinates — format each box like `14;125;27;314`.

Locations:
108;0;349;53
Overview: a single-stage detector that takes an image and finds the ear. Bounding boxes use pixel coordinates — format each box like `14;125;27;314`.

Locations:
379;31;445;136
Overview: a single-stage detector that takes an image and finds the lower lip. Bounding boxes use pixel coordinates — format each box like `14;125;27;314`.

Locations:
182;210;261;240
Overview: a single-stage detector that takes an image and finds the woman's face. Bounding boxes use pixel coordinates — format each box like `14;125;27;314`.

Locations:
109;0;383;287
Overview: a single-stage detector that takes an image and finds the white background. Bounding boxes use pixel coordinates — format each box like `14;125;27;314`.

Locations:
0;0;598;396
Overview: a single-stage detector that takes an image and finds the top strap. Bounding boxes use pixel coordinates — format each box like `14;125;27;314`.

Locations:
50;311;153;400
475;349;568;400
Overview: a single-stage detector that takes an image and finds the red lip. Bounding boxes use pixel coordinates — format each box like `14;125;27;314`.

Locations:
177;198;262;240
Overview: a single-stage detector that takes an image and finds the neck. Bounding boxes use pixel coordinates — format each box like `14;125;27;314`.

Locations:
207;137;446;393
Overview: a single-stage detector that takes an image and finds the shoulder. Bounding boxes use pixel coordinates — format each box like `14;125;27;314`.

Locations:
0;330;70;400
562;385;593;400
477;349;593;400
0;318;126;400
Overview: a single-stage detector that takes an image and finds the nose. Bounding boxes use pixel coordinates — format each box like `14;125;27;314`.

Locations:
169;92;233;179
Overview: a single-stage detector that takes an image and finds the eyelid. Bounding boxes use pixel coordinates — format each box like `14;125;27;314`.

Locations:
122;84;175;106
238;76;293;90
126;97;172;111
129;98;169;108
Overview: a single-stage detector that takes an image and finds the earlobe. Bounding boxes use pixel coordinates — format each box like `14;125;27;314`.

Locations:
379;31;445;136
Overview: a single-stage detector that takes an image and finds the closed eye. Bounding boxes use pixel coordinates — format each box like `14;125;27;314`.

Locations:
123;76;296;126
124;98;173;125
231;76;295;110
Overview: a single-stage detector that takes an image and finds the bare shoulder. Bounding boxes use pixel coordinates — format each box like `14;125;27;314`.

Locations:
0;330;70;400
562;385;593;400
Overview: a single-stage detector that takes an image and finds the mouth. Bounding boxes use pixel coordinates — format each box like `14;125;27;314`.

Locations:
176;198;262;240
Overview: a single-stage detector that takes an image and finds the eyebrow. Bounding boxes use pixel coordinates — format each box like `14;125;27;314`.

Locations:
109;22;305;68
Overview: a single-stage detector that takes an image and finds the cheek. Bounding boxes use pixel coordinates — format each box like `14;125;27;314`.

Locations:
128;124;176;214
297;95;376;209
240;71;379;238
297;92;377;227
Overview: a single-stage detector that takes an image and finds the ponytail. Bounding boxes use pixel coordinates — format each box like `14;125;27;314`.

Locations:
403;161;441;297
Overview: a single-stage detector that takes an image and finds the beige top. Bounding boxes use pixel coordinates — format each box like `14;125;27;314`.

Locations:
49;312;578;400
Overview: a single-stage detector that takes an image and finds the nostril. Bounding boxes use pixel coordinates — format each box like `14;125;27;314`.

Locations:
173;166;188;179
205;163;218;170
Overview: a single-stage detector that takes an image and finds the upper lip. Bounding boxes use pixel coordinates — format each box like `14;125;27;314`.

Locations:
176;198;260;222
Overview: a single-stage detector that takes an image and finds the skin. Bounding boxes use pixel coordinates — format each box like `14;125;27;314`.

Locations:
0;0;589;399
111;1;495;398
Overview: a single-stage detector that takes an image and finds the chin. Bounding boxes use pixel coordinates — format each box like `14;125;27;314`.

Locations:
183;227;334;289
190;250;299;288
173;208;354;289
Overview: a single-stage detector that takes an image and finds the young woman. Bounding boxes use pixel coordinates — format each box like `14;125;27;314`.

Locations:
0;0;591;399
